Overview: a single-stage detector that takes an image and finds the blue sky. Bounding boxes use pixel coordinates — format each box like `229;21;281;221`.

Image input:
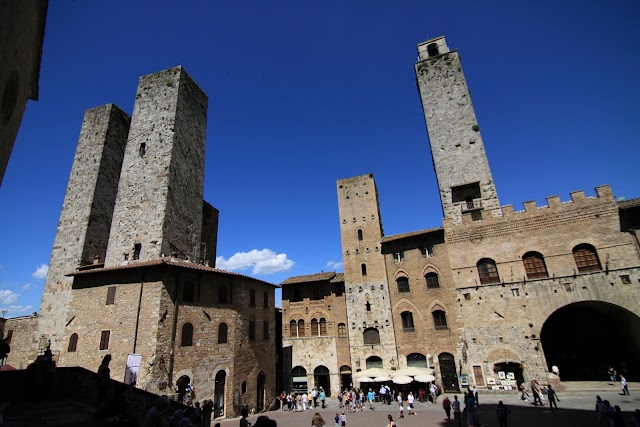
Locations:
1;1;639;316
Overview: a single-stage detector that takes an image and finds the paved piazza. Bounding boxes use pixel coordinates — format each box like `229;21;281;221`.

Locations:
217;385;640;427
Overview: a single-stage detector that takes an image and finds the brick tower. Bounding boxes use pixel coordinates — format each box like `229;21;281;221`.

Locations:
105;66;208;266
337;174;399;375
415;36;501;224
38;104;130;354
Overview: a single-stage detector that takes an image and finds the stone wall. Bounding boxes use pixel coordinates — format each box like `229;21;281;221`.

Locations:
3;314;38;369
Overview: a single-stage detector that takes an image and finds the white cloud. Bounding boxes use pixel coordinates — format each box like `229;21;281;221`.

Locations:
216;249;295;275
22;283;31;291
32;264;49;280
2;305;34;316
0;290;19;305
325;260;343;271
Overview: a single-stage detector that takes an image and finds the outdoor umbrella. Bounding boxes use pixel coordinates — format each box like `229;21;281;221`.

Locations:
391;375;413;385
373;375;392;382
356;377;374;383
414;374;436;383
394;367;434;377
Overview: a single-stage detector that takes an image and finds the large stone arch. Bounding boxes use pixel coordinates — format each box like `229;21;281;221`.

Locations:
540;300;640;381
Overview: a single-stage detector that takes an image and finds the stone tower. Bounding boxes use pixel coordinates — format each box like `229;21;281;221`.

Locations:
337;174;399;374
415;36;500;224
38;104;130;354
105;67;208;266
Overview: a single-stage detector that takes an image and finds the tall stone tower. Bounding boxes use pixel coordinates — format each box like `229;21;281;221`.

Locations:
415;36;500;224
105;67;208;266
38;104;130;354
337;174;398;374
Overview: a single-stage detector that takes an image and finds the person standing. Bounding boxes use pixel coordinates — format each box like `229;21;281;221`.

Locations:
612;406;625;427
239;407;251;427
97;354;112;414
442;395;452;420
320;388;327;409
547;385;560;412
430;382;438;404
452;395;462;426
496;401;511;427
302;391;309;411
621;375;630;396
396;392;404;418
312;387;318;408
386;415;396;427
367;388;375;410
596;396;607;427
608;367;617;385
531;380;541;406
472;385;479;407
519;382;529;401
407;391;417;415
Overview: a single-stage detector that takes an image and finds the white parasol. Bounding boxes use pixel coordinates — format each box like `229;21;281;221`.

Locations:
414;374;436;383
392;375;414;384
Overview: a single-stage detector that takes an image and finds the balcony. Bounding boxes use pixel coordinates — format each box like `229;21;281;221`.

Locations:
461;199;482;212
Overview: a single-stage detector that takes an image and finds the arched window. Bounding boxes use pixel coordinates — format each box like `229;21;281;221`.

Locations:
183;282;194;302
311;318;319;337
477;258;500;284
401;311;415;332
263;291;269;308
249;289;256;306
218;285;227;303
68;333;78;352
361;263;367;276
363;327;380;345
396;277;410;293
289;320;297;338
218;323;228;344
406;353;428;368
427;43;439;57
433;310;448;330
319;318;327;336
523;252;548;279
366;356;383;369
357;229;363;241
573;244;602;272
293;289;301;302
181;323;193;346
425;272;440;289
338;323;347;338
298;319;305;337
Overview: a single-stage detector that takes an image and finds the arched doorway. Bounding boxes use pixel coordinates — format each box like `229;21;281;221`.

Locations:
340;365;352;391
292;366;308;394
541;301;640;381
256;372;266;412
214;370;226;417
438;353;460;392
314;365;331;396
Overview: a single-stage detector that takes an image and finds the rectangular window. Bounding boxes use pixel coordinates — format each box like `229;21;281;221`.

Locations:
564;282;574;292
421;246;434;258
393;252;405;263
338;323;347;338
249;321;255;341
100;330;110;350
263;321;269;340
511;288;520;297
106;287;116;305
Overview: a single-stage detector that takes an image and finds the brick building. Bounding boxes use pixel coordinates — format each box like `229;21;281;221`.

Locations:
3;66;276;417
281;36;640;394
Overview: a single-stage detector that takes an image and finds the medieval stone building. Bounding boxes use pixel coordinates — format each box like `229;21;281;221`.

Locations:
281;36;640;394
4;66;276;417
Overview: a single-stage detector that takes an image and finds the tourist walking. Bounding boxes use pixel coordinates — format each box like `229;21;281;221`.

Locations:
472;385;479;407
320;388;327;409
407;391;416;415
367;388;375;410
442;395;452;420
621;375;631;396
430;382;438;403
496;400;511;427
608;367;617;385
596;396;608;427
386;415;396;427
452;395;461;426
547;385;560;412
520;382;529;401
531;380;542;406
396;392;404;418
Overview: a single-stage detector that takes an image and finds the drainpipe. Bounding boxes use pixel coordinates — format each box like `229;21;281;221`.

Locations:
132;269;145;354
168;270;181;390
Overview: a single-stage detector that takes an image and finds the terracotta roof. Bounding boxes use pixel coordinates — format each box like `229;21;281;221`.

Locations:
381;226;443;243
618;198;640;209
330;272;344;283
280;272;336;285
67;257;278;287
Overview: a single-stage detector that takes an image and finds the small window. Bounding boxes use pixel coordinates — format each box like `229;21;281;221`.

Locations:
393;252;405;263
361;264;367;276
573;244;602;272
311;318;319;337
139;142;146;157
396;277;410;293
218;285;228;304
263;291;269;308
433;310;448;330
564;283;574;292
249;320;256;341
100;330;110;350
298;319;305;337
289;320;297;338
425;272;440;289
523;252;549;279
242;381;247;394
263;321;269;340
106;287;116;305
477;258;500;284
218;323;228;344
249;289;256;307
401;311;415;332
319;318;327;336
181;323;193;346
427;43;439;57
357;229;363;241
363;328;380;345
511;288;520;297
183;282;194;302
620;275;631;284
421;246;434;258
463;293;471;300
68;333;78;352
365;301;371;311
338;323;347;338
